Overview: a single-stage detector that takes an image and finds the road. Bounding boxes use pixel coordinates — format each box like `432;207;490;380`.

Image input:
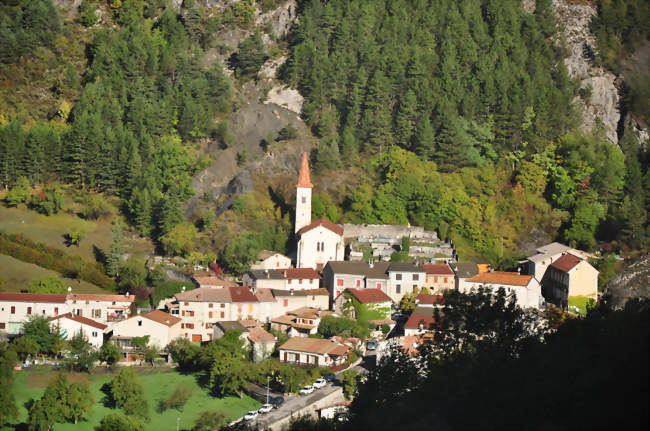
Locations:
254;381;342;429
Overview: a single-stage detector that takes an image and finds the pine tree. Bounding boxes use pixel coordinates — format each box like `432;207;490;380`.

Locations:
395;89;418;148
362;70;393;153
106;222;124;277
413;115;435;160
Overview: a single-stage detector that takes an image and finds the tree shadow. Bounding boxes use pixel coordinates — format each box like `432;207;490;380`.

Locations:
93;245;107;266
267;186;291;219
23;398;35;412
62;233;73;247
100;382;115;408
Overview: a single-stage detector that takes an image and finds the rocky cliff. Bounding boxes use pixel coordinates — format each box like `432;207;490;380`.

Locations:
552;0;621;144
605;255;650;308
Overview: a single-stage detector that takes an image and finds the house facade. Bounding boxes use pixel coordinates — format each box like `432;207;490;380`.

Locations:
386;262;426;303
111;310;181;352
543;253;599;309
271;306;333;337
278;337;351;367
0;292;135;336
250;250;292;270
335;288;392;319
323;261;391;306
451;262;479;291
173;286;260;342
420;263;455;292
464;271;544;309
49;313;108;348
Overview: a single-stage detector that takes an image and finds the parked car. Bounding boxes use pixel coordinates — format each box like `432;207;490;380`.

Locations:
313;378;327;389
322;373;336;382
299;385;314;395
366;339;378;351
244;410;259;421
271;397;285;408
258;404;273;414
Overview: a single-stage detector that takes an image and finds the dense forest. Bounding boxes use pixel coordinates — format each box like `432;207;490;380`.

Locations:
0;0;648;271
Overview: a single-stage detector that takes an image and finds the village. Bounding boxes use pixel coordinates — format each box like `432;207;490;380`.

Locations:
0;152;601;425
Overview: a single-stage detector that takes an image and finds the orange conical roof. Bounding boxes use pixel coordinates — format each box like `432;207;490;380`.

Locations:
296;151;313;188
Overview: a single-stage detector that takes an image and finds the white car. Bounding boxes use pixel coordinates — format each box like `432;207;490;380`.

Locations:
312;378;327;389
244;410;259;421
299;385;314;395
258;404;273;414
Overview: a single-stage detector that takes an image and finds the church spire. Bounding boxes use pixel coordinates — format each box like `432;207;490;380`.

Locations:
296;152;313;188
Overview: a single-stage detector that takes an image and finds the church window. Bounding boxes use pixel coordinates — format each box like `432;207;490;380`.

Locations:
301;196;306;204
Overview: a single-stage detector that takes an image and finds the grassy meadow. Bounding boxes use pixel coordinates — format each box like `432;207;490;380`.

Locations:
2;367;259;431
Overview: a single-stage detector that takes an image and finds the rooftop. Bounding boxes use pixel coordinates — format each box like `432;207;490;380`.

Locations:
297;218;344;236
141;310;181;327
388;262;426;273
192;275;235;287
175;287;231;303
451;262;479;278
67;293;136;303
296;151;313;188
404;312;436;330
345;288;392;304
325;261;390;279
420;263;454;276
215;321;247;332
416;294;445;305
550;254;583;273
466;271;533;287
271;288;329;297
247;269;284;281
278;268;321;280
50;313;107;330
279;337;349;355
0;293;67;303
247;327;276;343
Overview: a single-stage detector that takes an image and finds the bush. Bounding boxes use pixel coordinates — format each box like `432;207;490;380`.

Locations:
159;384;193;412
80;194;113;220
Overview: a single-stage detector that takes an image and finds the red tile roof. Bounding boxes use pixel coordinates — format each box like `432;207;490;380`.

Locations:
466;272;533;287
50;313;107;330
247;327;276;343
67;293;135;303
192;276;235;287
142;310;181;327
228;286;260;303
296;151;313;188
345;288;392;304
297;218;344;236
0;293;67;303
404;313;436;330
175;287;231;302
420;264;454;275
416;294;445;305
550;254;582;273
279;337;348;355
278;268;321;280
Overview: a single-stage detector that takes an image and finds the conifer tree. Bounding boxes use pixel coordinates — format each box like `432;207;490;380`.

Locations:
106;222;124;277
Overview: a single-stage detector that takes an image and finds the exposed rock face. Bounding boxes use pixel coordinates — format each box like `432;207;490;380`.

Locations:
552;0;620;144
605;255;650;308
259;56;287;79
263;85;303;114
255;0;298;39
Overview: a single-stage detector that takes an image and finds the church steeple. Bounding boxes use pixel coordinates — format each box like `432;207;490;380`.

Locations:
296;151;313;188
295;152;312;233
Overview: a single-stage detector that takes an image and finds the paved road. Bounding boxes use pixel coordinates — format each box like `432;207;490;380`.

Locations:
253;381;342;428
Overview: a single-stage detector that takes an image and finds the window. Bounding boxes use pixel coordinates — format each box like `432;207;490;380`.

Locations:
248;304;253;313
185;333;188;338
396;284;401;294
184;302;189;306
413;274;419;281
283;299;288;307
27;307;32;315
138;320;142;326
444;277;448;283
356;279;361;287
299;279;303;284
209;303;213;308
182;311;185;317
188;311;195;317
42;310;45;314
0;323;5;329
220;303;225;308
206;323;211;329
209;312;213;318
337;279;343;287
434;276;438;283
92;331;98;337
54;307;58;315
181;323;185;329
220;312;225;318
396;274;402;281
186;323;194;329
93;309;101;318
376;283;381;289
301;196;306;204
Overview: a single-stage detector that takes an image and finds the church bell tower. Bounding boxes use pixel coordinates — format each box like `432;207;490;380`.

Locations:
295;151;313;233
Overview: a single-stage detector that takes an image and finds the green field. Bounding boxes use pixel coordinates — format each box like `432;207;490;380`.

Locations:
0;254;107;294
568;296;595;316
0;206;153;263
2;367;260;431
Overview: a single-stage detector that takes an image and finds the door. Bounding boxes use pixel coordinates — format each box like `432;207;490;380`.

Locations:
191;334;202;342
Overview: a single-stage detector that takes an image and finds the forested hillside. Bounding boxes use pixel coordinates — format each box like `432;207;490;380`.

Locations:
0;0;648;273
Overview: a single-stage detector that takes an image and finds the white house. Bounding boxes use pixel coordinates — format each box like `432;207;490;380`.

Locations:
0;293;67;336
386;262;426;303
464;271;544;309
250;250;292;270
543;253;599;309
278;337;351;367
110;309;182;352
294;152;345;270
49;313;108;348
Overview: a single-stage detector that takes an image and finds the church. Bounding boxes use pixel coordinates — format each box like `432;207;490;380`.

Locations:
294;152;345;270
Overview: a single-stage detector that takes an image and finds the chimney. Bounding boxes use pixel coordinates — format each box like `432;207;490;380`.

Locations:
265;269;269;279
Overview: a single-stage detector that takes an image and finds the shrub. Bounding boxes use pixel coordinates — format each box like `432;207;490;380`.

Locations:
159;384;193;412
